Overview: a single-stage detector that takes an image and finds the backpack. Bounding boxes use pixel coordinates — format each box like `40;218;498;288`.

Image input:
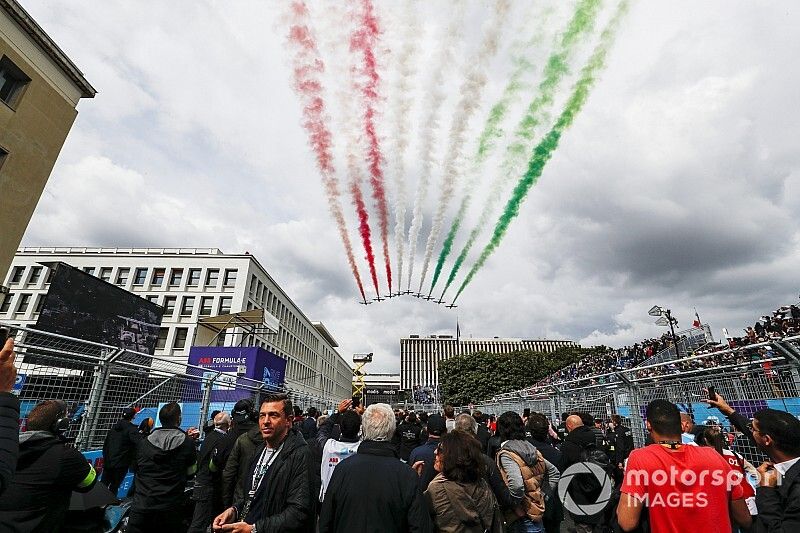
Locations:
573;442;615;499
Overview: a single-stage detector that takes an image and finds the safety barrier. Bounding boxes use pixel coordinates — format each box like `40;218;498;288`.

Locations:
3;322;334;451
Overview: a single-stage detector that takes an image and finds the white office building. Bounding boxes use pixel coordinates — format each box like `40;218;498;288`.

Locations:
401;334;578;392
0;247;353;404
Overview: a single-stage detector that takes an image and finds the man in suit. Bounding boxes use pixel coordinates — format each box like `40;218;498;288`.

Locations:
705;391;800;532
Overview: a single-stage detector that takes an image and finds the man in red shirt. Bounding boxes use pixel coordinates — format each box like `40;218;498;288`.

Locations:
616;400;751;533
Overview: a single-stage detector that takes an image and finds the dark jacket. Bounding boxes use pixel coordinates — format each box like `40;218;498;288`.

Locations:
608;425;634;466
0;392;19;495
102;418;140;469
318;440;433;533
222;424;262;507
132;426;197;511
425;474;503;533
755;459;800;533
476;423;490;453
398;421;424;462
559;425;597;471
527;437;562;471
0;430;97;533
301;416;318;442
483;453;515;511
409;439;439;489
233;428;315;533
193;428;229;496
487;435;501;460
559;426;605;525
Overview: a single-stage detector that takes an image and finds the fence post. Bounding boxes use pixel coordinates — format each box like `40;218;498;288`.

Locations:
77;348;124;451
199;372;220;436
774;341;800;395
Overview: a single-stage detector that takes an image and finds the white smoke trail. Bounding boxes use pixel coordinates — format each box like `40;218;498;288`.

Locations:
386;2;418;294
416;0;511;293
405;5;465;292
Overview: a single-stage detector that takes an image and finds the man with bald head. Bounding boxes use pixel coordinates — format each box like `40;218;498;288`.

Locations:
559;415;593;471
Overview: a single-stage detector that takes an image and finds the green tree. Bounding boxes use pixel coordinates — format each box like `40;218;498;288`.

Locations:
438;345;603;406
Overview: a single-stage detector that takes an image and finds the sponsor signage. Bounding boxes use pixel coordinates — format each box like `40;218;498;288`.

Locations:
187;346;287;401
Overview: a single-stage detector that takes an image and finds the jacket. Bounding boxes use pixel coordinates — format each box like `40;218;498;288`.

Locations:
318;440;433;533
319;435;360;502
132;426;197;511
233;428;316;533
102;418;140;469
192;428;229;499
425;474;503;533
409;439;439;490
398;422;424;461
301;416;318;442
0;430;97;533
222;424;262;507
0;392;19;495
559;425;597;471
755;459;800;533
526;437;562;470
497;440;558;523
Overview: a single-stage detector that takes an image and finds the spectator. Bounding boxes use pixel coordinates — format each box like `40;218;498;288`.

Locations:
398;412;424;462
188;411;231;533
101;406;141;496
301;407;319;442
221;399;261;508
616;399;751;533
425;430;503;532
704;391;800;531
204;409;221;436
473;410;490;453
0;399;97;531
679;412;698;445
318;403;432;533
695;425;757;517
607;415;634;475
0;337;20;496
444;405;456;432
410;414;448;490
453;413;514;512
496;411;560;533
525;413;562;469
128;401;198;533
319;401;362;502
212;394;316;533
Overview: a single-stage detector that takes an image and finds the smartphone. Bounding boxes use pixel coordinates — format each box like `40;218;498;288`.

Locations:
351;396;361;409
707;386;717;401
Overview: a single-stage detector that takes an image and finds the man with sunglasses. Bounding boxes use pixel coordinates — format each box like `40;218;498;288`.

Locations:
704;390;800;532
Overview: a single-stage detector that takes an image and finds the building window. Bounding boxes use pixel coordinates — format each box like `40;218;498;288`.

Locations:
98;267;112;282
151;268;165;286
173;328;188;350
187;269;201;286
0;294;12;314
181;296;195;316
156;328;169;350
205;269;219;288
45;267;55;284
9;266;24;284
169;268;183;286
0;146;7;171
116;268;130;285
33;294;45;314
28;266;42;285
15;294;31;315
199;296;213;316
0;56;31;108
145;295;158;304
223;269;237;287
83;267;95;276
219;296;232;315
163;296;177;317
133;268;147;285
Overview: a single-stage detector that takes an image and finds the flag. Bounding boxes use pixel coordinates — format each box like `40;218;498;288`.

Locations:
456;319;460;342
692;308;701;328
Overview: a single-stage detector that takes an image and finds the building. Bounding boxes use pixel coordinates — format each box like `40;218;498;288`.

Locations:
354;373;402;407
0;0;95;283
1;247;353;405
401;334;577;395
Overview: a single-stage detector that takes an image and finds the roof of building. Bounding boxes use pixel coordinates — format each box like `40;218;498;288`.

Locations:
312;322;338;348
1;0;96;98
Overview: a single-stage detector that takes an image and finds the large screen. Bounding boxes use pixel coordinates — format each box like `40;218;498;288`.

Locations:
35;263;164;354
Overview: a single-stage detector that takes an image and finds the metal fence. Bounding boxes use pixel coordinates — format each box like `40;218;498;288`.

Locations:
4;322;334;451
465;336;800;465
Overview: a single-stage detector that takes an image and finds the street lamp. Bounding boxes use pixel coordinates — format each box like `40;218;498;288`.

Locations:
649;305;680;357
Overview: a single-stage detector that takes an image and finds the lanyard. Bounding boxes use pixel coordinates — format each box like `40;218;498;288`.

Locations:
241;442;284;519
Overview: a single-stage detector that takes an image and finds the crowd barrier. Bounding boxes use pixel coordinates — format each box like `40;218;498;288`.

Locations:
462;336;800;465
2;322;335;452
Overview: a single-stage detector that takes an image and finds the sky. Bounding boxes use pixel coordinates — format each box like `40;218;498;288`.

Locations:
19;0;800;373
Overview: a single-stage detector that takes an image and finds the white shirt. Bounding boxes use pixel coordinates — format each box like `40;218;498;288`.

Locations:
319;438;361;502
774;456;800;476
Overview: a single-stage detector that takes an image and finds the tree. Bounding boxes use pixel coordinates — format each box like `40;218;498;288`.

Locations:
438;346;603;406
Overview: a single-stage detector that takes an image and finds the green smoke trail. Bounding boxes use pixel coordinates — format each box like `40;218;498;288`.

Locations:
453;0;630;302
437;0;603;299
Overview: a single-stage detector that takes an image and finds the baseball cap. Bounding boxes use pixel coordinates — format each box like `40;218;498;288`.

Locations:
427;414;447;436
122;407;136;420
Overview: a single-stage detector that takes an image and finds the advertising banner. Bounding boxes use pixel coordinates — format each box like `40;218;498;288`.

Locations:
186;346;287;402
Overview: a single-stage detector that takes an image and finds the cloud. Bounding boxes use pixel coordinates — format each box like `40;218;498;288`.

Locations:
18;0;800;375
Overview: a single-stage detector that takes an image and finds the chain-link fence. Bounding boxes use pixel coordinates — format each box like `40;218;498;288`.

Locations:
4;322;333;451
465;336;800;464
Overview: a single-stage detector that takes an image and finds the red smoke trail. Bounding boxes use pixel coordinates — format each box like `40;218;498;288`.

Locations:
350;0;392;294
288;1;366;301
349;168;380;296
